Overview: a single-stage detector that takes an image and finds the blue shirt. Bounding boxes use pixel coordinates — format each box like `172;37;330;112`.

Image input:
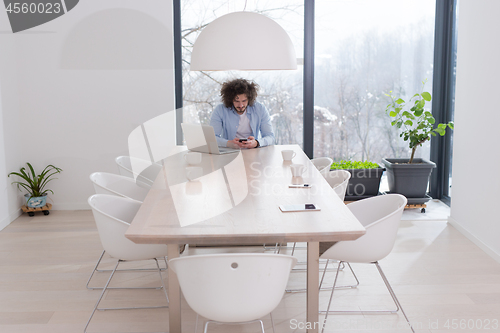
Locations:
210;102;275;147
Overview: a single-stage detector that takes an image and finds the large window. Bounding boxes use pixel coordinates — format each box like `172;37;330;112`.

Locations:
176;0;456;201
180;0;304;145
314;0;436;162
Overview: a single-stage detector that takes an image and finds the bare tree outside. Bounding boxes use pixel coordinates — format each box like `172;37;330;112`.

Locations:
314;0;436;163
180;0;436;165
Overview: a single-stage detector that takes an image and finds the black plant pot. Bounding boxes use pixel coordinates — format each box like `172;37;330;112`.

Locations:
381;158;435;198
331;167;385;201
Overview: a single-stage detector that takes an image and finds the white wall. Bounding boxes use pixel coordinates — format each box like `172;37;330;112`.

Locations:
449;0;500;262
0;1;175;228
0;29;22;229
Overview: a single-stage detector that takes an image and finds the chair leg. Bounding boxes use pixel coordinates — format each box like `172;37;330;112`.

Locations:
203;319;266;333
263;243;280;251
319;262;358;291
286;261;349;293
87;251;167;290
260;319;266;333
85;259;120;333
99;261;169;310
86;250;106;289
270;312;275;333
320;261;415;333
320;260;343;333
85;258;170;332
154;258;169;304
320;262;396;314
375;262;415;333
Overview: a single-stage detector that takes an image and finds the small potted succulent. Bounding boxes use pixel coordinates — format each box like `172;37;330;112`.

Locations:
8;163;63;209
330;160;385;200
383;80;453;199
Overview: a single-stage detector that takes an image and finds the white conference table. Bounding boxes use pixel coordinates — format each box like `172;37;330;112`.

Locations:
125;144;365;333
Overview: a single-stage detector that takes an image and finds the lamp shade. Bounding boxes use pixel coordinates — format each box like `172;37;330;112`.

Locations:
190;11;297;71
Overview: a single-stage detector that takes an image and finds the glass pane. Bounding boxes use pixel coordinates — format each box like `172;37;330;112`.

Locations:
181;0;304;146
314;0;436;164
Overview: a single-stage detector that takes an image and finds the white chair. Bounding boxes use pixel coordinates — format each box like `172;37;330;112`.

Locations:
270;158;337;256
285;169;351;292
311;157;333;176
85;194;169;333
280;170;350;256
169;253;297;333
90;172;150;202
323;169;351;201
87;172;156;289
319;194;414;333
115;155;162;186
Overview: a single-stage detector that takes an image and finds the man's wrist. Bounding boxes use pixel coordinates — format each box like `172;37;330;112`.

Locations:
255;140;260;148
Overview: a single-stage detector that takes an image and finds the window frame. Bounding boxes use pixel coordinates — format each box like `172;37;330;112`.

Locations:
430;0;458;204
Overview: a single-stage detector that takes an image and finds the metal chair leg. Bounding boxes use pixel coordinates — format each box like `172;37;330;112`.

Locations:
84;258;169;333
86;250;106;289
286;261;350;293
320;261;415;333
320;261;397;314
263;243;280;251
375;262;415;333
319;261;358;291
155;257;169;303
203;319;265;333
320;260;343;333
260;319;265;333
86;251;167;290
85;259;120;333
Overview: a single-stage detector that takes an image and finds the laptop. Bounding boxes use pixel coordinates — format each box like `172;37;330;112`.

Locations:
181;123;240;155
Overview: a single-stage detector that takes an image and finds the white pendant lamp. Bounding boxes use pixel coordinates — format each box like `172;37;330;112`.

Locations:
190;11;297;71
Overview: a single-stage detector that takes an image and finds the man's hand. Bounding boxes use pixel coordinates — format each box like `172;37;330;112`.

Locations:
242;136;259;149
228;137;259;149
227;138;244;149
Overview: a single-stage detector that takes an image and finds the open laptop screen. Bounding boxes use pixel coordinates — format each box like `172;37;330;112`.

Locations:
181;123;238;154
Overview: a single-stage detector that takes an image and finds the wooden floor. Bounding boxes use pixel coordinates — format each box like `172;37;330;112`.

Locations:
1;208;500;333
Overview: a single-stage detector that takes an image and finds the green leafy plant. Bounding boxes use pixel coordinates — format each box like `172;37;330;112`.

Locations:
386;80;454;163
330;160;380;170
8;163;63;199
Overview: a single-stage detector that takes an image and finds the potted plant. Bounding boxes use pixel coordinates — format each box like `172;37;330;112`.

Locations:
383;81;453;199
8;163;63;209
329;160;385;200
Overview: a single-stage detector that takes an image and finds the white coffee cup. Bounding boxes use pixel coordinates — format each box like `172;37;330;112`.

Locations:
186;166;203;181
282;150;296;161
184;152;202;165
290;164;306;177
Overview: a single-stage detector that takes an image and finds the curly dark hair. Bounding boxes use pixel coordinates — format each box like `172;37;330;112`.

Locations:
220;79;259;108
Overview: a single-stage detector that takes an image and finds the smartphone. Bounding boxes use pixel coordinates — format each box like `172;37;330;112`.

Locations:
279;204;320;212
239;138;248;142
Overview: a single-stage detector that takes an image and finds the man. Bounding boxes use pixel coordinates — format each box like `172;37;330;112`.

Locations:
210;78;275;149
